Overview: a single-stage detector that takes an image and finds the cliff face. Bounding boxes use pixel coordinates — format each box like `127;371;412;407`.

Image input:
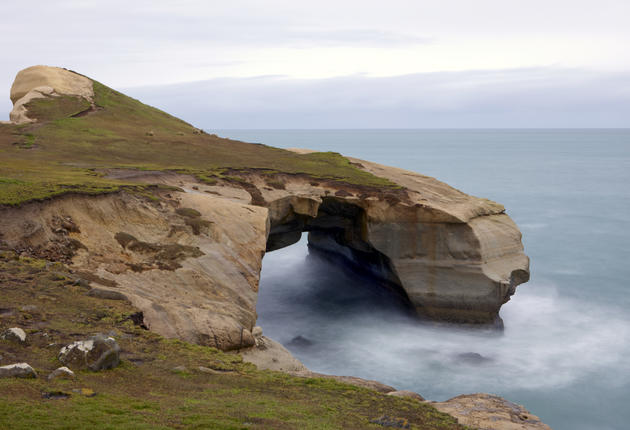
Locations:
0;65;529;351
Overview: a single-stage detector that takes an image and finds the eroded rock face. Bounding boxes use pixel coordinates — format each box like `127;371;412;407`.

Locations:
0;187;267;351
433;393;551;430
0;156;529;349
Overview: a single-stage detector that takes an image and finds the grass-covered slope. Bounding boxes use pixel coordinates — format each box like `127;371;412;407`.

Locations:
0;252;465;430
0;80;395;206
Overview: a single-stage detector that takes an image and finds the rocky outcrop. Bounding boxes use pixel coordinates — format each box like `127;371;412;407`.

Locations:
8;65;93;124
256;152;530;324
241;335;309;373
48;366;76;380
1;327;26;343
0;363;37;379
59;335;120;371
433;394;551;430
0;156;528;350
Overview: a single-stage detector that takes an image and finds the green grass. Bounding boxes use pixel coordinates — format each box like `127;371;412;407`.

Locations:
0;254;465;430
0;78;397;206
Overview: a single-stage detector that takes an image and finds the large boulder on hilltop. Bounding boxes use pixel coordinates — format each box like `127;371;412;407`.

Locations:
59;334;120;371
9;65;94;124
10;65;93;104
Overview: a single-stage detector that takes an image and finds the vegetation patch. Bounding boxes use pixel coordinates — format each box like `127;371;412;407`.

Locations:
23;95;91;122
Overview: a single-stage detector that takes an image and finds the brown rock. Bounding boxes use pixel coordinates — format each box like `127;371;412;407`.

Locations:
433;393;551;430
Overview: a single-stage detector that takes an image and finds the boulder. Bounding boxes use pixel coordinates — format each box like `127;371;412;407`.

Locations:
48;366;76;380
0;363;37;378
432;393;551;430
10;65;93;104
1;327;26;343
58;334;120;371
251;326;263;339
241;336;308;373
8;66;93;124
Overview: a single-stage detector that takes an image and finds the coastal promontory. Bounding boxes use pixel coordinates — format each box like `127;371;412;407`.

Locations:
0;66;543;429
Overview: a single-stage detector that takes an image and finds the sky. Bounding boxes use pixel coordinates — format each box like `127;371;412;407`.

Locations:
1;0;629;128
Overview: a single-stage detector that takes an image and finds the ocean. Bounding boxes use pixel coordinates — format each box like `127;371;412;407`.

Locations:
216;129;630;430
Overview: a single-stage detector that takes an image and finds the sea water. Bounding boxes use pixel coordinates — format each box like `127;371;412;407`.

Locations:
216;129;630;430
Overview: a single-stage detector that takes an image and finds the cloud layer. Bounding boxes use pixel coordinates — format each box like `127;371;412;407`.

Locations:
122;68;630;128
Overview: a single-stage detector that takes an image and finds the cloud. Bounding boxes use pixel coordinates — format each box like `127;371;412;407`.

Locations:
120;68;630;128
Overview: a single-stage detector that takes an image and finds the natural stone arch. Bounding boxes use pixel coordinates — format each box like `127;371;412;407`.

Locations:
267;195;411;305
265;192;529;325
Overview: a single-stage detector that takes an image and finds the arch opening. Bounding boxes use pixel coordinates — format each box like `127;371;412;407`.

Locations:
265;196;413;308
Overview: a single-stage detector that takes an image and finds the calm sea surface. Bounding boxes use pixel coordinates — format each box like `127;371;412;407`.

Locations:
217;129;630;430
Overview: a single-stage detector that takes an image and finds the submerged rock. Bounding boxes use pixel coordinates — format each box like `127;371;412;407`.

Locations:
0;363;37;379
287;335;313;348
58;334;120;371
455;352;493;365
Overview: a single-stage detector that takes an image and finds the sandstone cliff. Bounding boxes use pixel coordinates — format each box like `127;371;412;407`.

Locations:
0;66;543;429
0;65;529;349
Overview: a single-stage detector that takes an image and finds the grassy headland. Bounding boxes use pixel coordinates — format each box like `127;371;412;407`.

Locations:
0;80;396;206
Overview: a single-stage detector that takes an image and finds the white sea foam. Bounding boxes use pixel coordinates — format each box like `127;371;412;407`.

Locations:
258;237;630;404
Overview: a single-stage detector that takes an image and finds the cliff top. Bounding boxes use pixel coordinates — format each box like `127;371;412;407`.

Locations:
0;66;396;206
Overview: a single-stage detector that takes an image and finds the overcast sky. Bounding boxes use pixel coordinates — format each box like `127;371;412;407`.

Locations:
2;0;629;127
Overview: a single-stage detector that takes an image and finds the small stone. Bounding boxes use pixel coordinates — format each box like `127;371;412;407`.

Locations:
252;326;263;339
172;365;188;373
48;366;76;380
0;363;37;379
1;327;26;343
73;278;90;288
59;334;120;371
387;390;425;401
20;305;38;313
